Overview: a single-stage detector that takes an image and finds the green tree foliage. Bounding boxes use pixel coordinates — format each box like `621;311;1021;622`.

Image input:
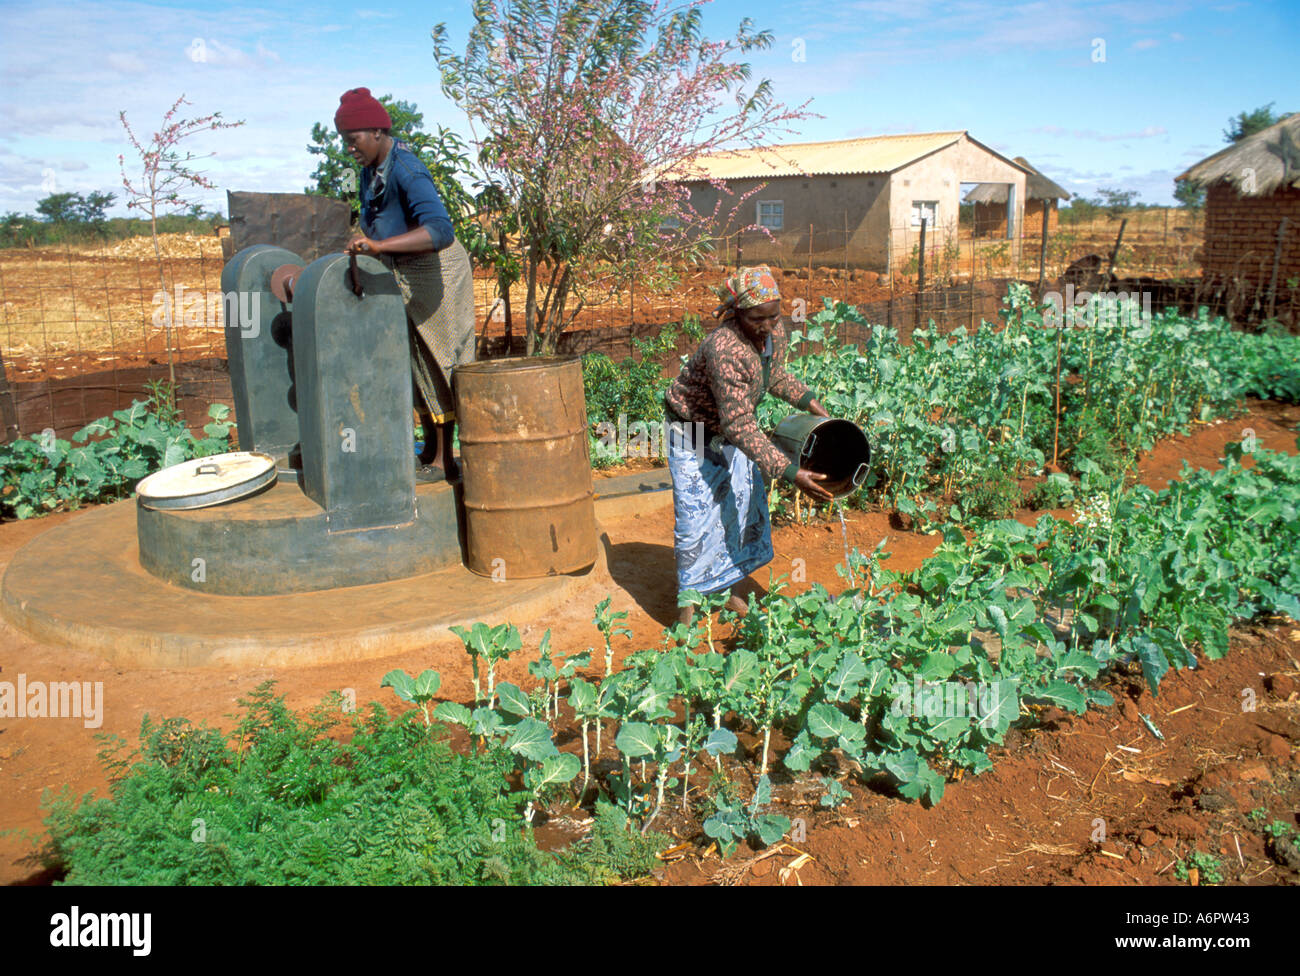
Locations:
22;191;120;240
1096;187;1139;218
1173;179;1205;211
1223;102;1293;143
35;192;83;224
1060;195;1101;223
0;211;220;249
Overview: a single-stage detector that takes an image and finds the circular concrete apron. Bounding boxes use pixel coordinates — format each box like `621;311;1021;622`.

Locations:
1;495;611;670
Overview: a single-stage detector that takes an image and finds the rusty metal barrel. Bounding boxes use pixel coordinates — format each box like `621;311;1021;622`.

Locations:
454;356;597;578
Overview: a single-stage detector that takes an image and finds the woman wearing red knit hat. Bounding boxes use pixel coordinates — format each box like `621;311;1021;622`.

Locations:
336;86;475;482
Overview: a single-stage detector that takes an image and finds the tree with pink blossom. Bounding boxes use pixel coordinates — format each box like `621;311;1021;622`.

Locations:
118;95;244;400
433;0;812;354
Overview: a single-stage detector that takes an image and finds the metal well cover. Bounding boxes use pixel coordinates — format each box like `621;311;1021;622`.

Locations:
135;451;277;511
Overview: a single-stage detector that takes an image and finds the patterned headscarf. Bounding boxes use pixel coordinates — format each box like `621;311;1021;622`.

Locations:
712;265;781;319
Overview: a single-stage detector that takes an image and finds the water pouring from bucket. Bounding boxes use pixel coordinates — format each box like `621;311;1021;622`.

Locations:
771;414;871;500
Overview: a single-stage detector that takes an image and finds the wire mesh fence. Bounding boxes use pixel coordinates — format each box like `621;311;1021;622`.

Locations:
1;207;1292;445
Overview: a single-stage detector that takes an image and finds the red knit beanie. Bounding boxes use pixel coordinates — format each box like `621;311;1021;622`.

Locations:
334;88;392;131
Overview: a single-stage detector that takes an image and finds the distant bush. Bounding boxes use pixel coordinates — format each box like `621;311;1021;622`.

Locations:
0;212;223;250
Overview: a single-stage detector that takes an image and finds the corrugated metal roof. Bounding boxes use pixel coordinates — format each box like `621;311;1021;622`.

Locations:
662;131;968;181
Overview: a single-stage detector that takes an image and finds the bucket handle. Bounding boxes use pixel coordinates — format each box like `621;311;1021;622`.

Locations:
851;462;868;487
800;431;817;461
195;463;222;477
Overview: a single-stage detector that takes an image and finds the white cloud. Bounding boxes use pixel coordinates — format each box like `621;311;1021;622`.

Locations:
106;52;148;73
1030;125;1167;142
188;38;281;68
1132;38;1160;50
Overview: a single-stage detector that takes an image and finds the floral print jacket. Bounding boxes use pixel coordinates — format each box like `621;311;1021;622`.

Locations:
664;318;814;483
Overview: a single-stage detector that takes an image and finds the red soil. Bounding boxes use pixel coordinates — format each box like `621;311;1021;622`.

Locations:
0;401;1297;886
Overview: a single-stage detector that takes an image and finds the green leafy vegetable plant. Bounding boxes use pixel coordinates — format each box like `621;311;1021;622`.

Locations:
702;775;790;858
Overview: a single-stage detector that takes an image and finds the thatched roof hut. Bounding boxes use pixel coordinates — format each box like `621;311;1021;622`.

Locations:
1177;114;1300;325
963;158;1070;204
1177;114;1300;195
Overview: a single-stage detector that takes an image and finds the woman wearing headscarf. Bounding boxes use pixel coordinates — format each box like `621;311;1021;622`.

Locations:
335;87;475;482
663;265;833;624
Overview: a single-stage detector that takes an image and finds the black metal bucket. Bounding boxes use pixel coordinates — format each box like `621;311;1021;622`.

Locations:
771;414;871;499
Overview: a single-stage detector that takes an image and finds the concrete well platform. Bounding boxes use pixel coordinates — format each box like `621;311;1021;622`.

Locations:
1;497;612;669
137;478;464;595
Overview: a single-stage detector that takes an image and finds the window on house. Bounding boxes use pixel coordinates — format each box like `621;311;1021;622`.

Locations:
911;200;939;228
758;200;784;230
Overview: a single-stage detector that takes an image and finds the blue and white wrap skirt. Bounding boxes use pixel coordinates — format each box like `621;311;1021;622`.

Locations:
666;419;774;595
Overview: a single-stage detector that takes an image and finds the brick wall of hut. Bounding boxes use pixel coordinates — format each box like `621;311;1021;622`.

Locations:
972;198;1058;238
1200;182;1300;288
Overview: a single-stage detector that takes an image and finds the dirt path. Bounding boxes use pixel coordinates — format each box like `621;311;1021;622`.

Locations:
0;400;1296;885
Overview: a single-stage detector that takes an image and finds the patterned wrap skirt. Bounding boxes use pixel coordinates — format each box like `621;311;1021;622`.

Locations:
381;239;476;424
666;418;774;595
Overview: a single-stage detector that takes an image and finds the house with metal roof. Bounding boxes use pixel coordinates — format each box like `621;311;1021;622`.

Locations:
662;130;1029;272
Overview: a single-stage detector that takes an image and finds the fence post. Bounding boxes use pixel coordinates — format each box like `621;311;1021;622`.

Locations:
916;216;927;331
843;210;849;302
1037;199;1050;294
969;238;976;332
887;257;894;332
1105;218;1128;287
0;352;17;444
0;263;15;442
1268;216;1288;321
808;222;814;286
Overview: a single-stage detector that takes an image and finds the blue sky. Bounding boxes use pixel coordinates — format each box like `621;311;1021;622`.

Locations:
1;0;1295;217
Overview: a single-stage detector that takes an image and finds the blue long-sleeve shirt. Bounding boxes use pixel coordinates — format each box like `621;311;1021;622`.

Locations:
359;140;456;250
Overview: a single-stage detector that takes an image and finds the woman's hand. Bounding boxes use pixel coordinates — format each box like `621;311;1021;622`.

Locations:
346;234;383;256
807;397;830;419
794;468;833;502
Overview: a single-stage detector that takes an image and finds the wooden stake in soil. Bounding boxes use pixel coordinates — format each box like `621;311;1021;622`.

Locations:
1268;216;1288;321
0;350;17;445
843;211;849;304
969;238;975;331
808;222;814;286
1037;199;1049;293
887;254;895;332
916;216;927;332
1051;313;1063;468
1105;218;1128;288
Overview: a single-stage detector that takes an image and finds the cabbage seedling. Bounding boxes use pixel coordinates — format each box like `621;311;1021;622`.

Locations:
703;775;790;857
380;668;441;726
567;677;600;804
616;720;682;832
593;595;632;676
449;621;522;709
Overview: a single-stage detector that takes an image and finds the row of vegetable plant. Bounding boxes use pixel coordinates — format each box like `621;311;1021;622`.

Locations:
760;284;1300;522
1;391;232;520
381;437;1300;849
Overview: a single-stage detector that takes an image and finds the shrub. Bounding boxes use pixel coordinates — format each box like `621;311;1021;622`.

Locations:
36;683;663;886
